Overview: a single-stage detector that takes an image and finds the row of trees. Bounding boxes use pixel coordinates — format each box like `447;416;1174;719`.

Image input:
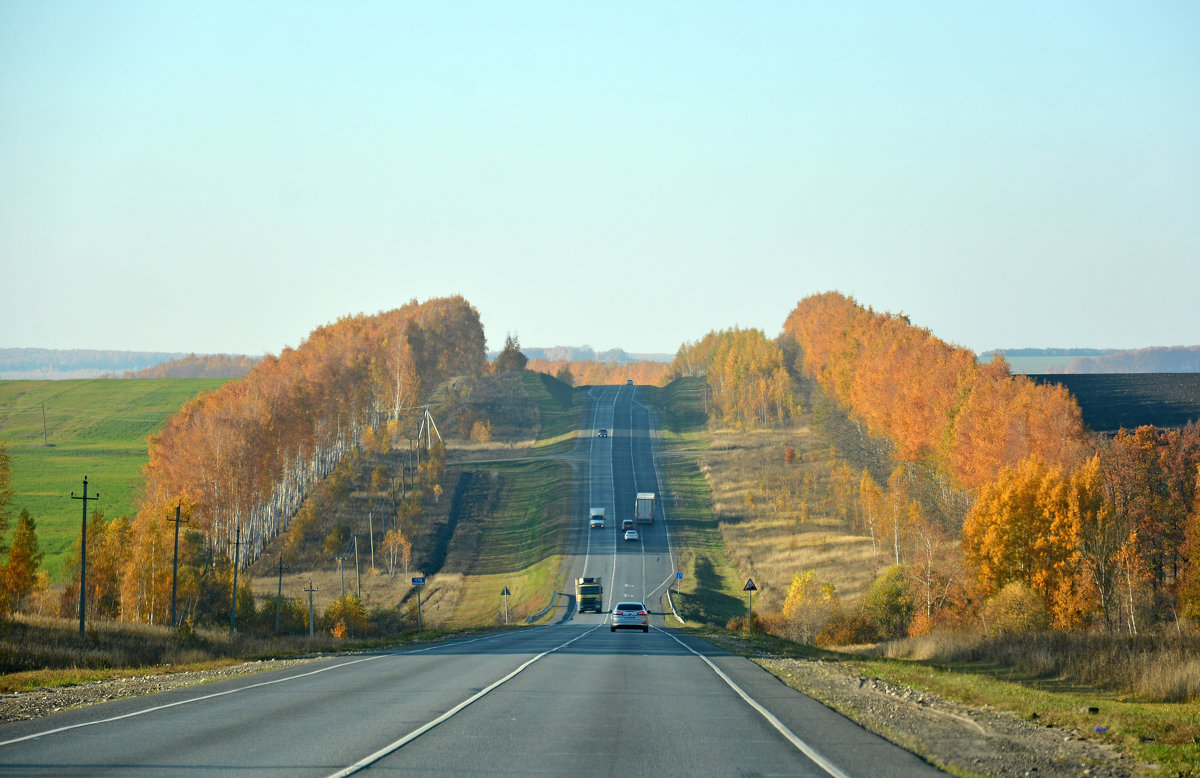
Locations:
775;292;1200;635
50;297;485;626
525;358;674;388
783;292;1089;489
673;328;798;429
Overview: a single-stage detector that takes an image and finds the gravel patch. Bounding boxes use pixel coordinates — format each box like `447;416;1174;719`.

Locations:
756;656;1145;777
0;658;315;724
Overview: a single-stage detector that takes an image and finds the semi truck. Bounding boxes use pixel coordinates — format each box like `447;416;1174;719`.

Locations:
635;492;655;524
576;577;603;613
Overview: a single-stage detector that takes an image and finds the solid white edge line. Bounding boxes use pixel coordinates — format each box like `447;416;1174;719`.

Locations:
327;625;600;778
0;630;520;748
662;630;853;778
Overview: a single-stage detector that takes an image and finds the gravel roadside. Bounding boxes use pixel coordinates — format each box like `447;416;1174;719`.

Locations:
0;658;316;724
755;655;1145;777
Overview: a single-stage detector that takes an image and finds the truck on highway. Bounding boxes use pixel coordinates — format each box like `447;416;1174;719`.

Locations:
635;492;655;524
575;577;603;613
589;507;605;528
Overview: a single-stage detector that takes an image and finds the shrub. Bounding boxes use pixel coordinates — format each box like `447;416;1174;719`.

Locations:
864;565;914;639
324;594;369;638
726;611;766;633
981;582;1050;634
816;609;878;646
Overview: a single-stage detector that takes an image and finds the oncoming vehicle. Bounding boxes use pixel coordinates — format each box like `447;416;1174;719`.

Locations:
597;428;608;438
624;528;639;542
611;601;649;632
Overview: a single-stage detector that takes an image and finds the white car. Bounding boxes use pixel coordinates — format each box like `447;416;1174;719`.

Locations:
624;528;639;542
611;601;649;632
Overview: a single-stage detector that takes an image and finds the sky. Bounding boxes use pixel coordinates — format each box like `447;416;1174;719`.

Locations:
2;2;1197;358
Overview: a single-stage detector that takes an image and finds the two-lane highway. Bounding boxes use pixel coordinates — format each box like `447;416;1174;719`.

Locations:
0;383;944;776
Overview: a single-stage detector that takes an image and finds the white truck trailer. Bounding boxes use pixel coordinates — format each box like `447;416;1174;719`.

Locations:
634;492;655;524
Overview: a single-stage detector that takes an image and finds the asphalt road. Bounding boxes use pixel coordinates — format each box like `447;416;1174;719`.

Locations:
0;384;944;777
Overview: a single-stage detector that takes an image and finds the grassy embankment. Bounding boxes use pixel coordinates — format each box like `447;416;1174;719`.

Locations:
0;378;228;581
656;374;1199;776
439;370;579;626
638;378;745;625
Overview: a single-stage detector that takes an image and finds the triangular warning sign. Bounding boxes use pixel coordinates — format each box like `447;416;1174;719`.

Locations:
743;578;757;591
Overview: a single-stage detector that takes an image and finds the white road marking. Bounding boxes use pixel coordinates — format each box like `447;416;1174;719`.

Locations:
0;631;518;748
328;625;601;777
662;630;853;778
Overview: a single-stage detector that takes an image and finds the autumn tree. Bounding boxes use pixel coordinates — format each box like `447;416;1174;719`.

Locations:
3;509;43;613
0;441;12;560
381;528;413;577
494;333;528;373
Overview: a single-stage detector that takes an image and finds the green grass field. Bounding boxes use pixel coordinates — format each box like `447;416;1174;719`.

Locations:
0;379;230;581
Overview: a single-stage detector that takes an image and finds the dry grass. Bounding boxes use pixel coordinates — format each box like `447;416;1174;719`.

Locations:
445;555;563;628
877;628;1200;703
249;564;418;621
701;428;875;613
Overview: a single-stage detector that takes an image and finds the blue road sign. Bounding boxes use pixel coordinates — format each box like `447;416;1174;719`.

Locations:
676;572;683;580
412;576;426;586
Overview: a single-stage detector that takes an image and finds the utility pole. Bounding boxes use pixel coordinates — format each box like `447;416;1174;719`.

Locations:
41;403;48;446
168;503;188;628
275;557;285;636
368;512;375;572
354;536;361;598
230;523;242;633
304;580;317;637
70;477;99;639
338;556;345;598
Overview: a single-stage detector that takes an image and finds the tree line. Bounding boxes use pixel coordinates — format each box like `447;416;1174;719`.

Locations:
525;358;674;388
23;297;486;627
773;292;1200;638
671;328;799;429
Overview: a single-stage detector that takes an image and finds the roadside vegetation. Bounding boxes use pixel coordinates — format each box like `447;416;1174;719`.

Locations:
6;290;1200;773
656;300;1200;776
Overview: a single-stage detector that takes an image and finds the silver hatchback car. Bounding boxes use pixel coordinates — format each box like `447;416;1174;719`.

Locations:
610;601;649;632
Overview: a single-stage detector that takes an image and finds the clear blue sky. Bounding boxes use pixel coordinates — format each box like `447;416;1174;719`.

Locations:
2;2;1197;357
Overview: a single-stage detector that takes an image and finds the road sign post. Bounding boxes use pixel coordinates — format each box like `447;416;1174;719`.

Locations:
412;576;426;631
743;578;757;633
501;585;511;624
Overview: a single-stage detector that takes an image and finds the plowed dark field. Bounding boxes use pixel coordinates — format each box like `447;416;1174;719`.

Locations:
1031;373;1200;434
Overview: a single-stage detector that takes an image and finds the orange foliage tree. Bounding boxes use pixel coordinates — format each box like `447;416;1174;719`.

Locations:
782;292;1088;490
672;328;797;429
118;297;486;623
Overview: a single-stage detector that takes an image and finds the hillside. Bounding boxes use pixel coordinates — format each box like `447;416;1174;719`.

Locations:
247;370;579;627
0;378;232;580
1030;373;1200;433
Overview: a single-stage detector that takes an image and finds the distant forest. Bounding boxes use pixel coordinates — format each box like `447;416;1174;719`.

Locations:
980;346;1200;373
0;348;187;379
0;348;258;379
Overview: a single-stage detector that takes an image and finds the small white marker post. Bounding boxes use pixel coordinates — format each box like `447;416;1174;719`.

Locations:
501;586;511;624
